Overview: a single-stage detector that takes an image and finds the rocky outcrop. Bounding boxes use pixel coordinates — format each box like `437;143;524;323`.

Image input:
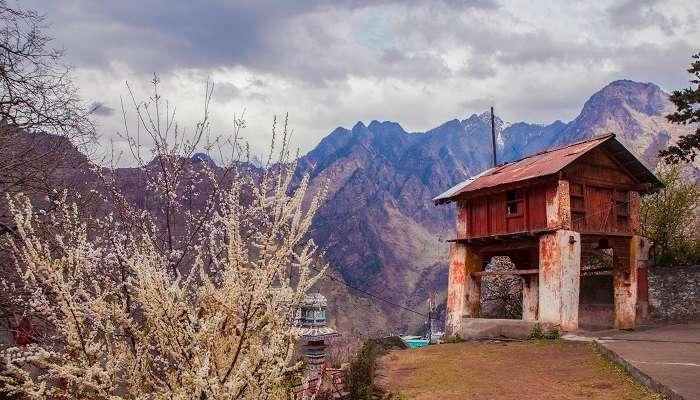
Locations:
555;80;688;167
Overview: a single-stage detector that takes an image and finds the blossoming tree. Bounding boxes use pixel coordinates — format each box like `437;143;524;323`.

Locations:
0;79;328;399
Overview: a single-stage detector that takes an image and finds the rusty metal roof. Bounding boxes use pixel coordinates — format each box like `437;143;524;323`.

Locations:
434;133;662;204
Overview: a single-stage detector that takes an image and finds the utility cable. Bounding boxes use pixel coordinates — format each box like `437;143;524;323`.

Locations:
309;264;434;319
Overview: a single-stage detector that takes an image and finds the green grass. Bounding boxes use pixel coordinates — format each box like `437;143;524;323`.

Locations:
528;324;561;340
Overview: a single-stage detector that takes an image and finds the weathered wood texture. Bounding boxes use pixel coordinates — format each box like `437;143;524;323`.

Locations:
471;269;539;277
455;147;644;240
457;182;549;239
564;148;639;235
523;275;539;321
444;140;655;334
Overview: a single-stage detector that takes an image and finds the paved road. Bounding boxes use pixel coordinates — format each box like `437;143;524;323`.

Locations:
583;322;700;400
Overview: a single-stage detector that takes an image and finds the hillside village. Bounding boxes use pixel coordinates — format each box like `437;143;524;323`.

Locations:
1;1;699;399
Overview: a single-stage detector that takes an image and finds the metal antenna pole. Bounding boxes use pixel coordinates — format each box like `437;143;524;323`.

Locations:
491;106;498;167
427;297;432;342
427;293;437;342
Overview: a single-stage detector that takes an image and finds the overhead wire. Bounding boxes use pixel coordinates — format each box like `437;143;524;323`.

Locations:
307;264;434;319
303;139;441;321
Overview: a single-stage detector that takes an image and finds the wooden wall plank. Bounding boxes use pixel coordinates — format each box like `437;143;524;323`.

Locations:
470;196;489;237
528;183;547;229
489;192;506;234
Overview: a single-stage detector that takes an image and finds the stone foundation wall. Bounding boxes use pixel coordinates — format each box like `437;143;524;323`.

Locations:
647;265;700;321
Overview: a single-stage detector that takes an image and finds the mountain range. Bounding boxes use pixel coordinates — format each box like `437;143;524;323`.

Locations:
296;79;694;336
2;79;693;339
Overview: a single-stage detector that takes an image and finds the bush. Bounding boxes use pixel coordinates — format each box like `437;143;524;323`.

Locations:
528;325;560;340
345;339;389;400
528;325;544;340
544;328;561;340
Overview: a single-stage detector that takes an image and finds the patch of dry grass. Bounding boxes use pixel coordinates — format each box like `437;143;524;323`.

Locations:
376;340;666;400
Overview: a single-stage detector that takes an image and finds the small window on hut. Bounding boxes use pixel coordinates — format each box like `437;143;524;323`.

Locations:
505;190;522;215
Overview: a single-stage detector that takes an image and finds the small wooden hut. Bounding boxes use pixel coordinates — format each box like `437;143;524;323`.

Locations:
434;134;662;336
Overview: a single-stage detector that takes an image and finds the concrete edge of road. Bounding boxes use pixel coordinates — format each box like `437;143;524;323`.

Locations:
595;340;685;400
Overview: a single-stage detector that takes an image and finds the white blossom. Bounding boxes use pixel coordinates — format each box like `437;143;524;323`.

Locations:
1;83;327;399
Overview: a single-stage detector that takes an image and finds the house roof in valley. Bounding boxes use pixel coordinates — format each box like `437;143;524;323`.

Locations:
433;133;663;204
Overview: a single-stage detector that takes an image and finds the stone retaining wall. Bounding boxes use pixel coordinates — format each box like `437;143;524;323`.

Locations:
647;264;700;321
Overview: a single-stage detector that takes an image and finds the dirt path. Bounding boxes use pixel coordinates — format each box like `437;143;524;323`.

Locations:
376;340;665;400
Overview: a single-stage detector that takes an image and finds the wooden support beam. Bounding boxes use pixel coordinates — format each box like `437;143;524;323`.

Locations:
580;231;633;238
446;228;554;244
478;241;539;255
471;269;539;277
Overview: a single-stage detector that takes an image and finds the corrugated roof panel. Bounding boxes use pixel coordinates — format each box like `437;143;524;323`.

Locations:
432;168;494;202
434;133;662;204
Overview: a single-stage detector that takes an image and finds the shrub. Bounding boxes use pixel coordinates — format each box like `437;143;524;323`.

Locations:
528;325;560;340
544;328;561;340
345;339;389;400
528;325;544;340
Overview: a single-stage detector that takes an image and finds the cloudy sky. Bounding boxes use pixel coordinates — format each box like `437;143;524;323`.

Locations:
19;0;699;163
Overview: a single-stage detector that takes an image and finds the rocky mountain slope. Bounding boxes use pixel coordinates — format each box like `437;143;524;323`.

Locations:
3;80;691;339
299;80;695;335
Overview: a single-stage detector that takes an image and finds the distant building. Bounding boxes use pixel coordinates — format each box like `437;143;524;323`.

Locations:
285;293;348;399
434;134;663;337
294;293;340;370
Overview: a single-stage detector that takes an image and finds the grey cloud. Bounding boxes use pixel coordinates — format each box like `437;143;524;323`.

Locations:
606;0;673;32
31;1;280;73
89;101;115;117
248;78;265;88
447;0;500;9
24;0;495;83
387;6;599;76
380;47;405;63
490;32;601;65
459;97;494;112
22;0;697;86
16;0;699;149
610;42;698;91
247;93;269;103
463;61;495;79
212;79;270;103
212;82;241;102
